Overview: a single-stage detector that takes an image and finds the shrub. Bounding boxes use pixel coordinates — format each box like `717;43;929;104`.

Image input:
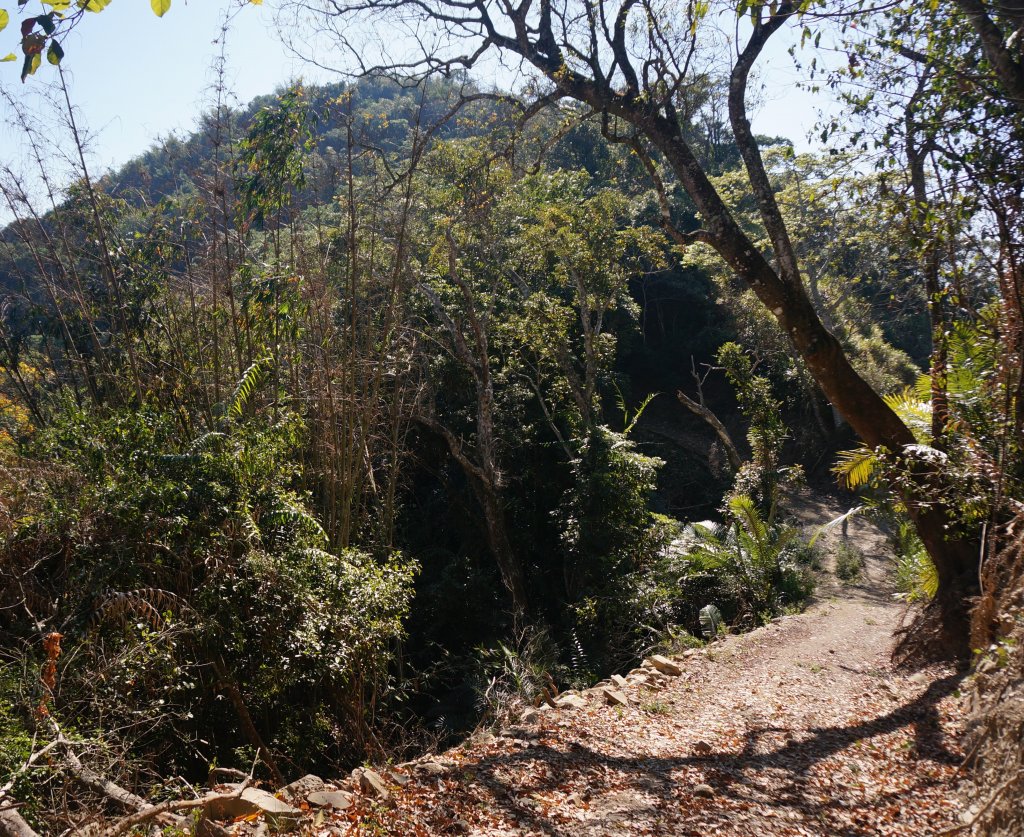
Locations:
834;541;865;583
893;522;938;602
0;403;417;781
678;495;815;629
556;426;677;672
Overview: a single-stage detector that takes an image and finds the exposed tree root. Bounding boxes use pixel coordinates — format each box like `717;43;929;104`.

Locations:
892;592;972;668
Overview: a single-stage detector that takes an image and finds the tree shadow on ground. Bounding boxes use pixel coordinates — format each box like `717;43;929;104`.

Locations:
426;672;964;836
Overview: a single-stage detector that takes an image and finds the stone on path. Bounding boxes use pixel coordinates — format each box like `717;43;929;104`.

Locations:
307;790;354;810
278;774;325;804
203;788;303;831
646;655;682;676
602;688;629;706
357;767;391;799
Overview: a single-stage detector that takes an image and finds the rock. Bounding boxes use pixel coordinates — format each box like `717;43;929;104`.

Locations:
602;688;629;707
647;655;682;676
388;769;411;786
278;774;326;804
693;783;715;798
416;761;446;776
556;693;587;709
610;674;628;688
307;790;354;810
358;768;390;799
203;788;303;831
520;707;541;724
683;649;697;657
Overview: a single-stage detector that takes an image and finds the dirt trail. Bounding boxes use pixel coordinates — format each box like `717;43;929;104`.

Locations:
326;493;968;836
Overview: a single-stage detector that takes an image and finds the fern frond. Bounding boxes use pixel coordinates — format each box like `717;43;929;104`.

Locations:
88;589;182;633
729;495;767;546
188;431;227;453
229;357;272;420
883;387;931;442
623;392;658;437
699;604;723;638
913;373;932;402
267;501;328;548
240;501;262;546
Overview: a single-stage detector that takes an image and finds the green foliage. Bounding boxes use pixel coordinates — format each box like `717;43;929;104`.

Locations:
229;357;272;420
557;426;676;671
834;542;865;583
834;310;1017;536
472;630;557;722
718;342;800;521
2;402;416;775
235;84;312;225
683;495;814;625
893;522;938;603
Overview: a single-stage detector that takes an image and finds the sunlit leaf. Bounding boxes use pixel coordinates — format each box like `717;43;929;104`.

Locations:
0;10;9;34
0;53;16;62
150;0;171;17
46;40;63;65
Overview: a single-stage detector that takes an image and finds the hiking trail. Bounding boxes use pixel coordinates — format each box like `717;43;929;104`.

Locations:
272;492;969;835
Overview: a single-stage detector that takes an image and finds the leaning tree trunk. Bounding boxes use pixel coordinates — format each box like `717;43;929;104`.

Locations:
547;5;981;653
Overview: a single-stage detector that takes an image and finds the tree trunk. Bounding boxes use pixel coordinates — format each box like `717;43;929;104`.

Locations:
953;0;1024;107
470;478;529;624
905;84;951;444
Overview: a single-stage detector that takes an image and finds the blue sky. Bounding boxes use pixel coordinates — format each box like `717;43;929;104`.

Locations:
0;1;835;206
1;1;319;174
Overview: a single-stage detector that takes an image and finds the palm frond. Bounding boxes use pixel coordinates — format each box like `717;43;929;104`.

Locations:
883;386;931;442
810;505;865;547
833;447;878;490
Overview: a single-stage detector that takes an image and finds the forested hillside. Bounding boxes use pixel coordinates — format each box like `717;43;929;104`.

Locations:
0;0;1021;835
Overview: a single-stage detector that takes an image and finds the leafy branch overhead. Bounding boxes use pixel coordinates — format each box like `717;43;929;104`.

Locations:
0;0;263;81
